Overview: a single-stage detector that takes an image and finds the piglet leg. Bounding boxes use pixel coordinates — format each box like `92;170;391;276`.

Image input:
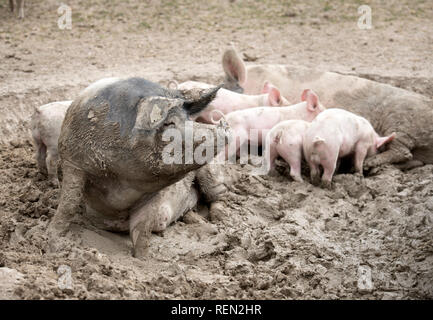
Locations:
321;153;338;189
46;151;59;186
309;162;321;186
354;143;368;176
35;143;48;175
279;146;303;182
261;141;279;175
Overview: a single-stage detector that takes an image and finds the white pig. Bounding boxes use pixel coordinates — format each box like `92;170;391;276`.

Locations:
222;48;433;170
263;120;310;182
303;108;396;188
177;80;290;123
215;89;325;161
31;101;72;180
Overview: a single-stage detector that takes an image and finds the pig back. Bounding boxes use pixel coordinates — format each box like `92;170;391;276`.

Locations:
58;78;182;176
331;80;433;156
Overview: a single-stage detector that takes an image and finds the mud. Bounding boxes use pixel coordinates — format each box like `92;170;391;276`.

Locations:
0;142;432;299
0;0;432;299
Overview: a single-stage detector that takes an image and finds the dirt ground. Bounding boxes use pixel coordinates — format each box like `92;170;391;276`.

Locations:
0;0;432;299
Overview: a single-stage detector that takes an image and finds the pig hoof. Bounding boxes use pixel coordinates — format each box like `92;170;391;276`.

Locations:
267;169;280;177
354;172;364;179
320;180;333;190
47;219;70;239
132;234;150;259
183;211;207;225
291;175;304;183
209;201;227;222
311;176;321;186
363;159;375;170
131;221;152;259
204;184;228;203
46;224;76;253
48;178;59;188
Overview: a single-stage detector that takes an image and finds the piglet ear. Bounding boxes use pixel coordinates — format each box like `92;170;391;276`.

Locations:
376;132;396;149
261;80;271;94
269;87;282;106
222;48;246;85
301;89;319;111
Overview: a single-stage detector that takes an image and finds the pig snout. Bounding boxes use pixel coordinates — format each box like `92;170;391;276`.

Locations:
190;121;231;161
153;204;172;232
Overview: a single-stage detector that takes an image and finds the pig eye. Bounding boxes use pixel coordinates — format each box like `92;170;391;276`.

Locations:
163;121;176;129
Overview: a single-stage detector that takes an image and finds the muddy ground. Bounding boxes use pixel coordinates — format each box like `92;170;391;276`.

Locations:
0;0;432;299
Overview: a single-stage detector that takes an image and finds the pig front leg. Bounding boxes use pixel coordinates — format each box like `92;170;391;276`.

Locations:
46;150;60;186
262;142;279;175
129;202;158;259
196;164;227;202
130;172;198;258
31;127;48;175
48;162;86;239
364;138;413;169
35;143;48;175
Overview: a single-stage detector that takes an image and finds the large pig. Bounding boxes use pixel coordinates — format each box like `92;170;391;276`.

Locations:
31;101;72;182
222;49;433;170
49;77;230;257
304;108;396;188
215;89;324;161
174;80;289;123
262;120;310;182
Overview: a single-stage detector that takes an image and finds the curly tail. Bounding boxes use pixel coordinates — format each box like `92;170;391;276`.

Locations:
313;136;325;146
209;109;227;125
167;80;179;90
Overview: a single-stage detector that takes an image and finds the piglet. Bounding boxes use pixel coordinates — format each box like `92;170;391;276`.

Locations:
215;89;325;161
263;120;310;181
177;80;289;123
303;108;396;188
31;100;72;182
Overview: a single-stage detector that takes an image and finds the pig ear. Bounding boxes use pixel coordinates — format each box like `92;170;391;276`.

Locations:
222;49;246;85
183;85;222;115
261;80;271;94
301;89;319;111
376;132;396;149
269;87;282;106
